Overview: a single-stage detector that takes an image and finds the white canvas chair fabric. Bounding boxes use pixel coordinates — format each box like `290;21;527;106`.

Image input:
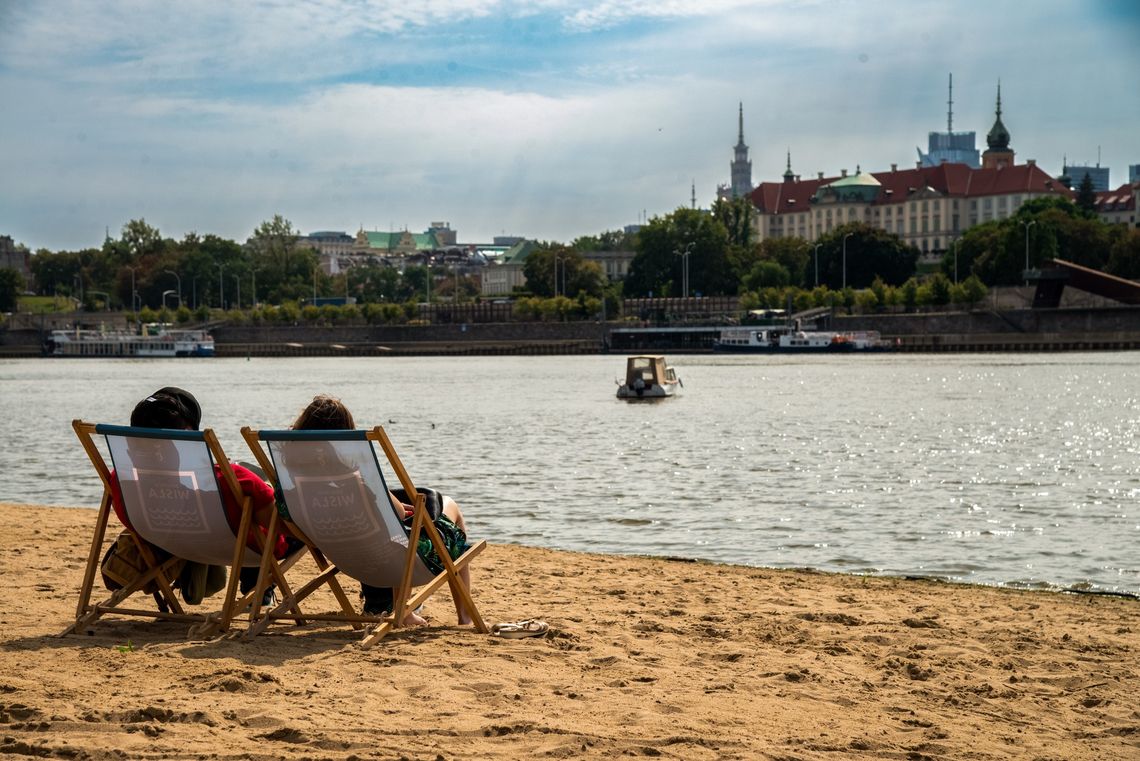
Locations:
265;434;436;588
63;421;281;637
104;426;260;568
243;426;486;645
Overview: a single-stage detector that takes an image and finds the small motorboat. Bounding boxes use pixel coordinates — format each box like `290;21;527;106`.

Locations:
616;355;683;400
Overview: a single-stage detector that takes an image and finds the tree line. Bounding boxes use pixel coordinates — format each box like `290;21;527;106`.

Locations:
4;193;1138;318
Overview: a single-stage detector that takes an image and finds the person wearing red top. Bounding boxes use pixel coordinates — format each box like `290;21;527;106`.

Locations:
110;388;286;601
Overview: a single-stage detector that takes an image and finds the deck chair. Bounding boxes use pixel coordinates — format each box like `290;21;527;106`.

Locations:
62;420;304;638
240;425;487;646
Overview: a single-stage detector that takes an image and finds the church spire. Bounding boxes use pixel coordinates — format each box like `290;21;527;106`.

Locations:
783;149;794;182
982;80;1014;169
986;80;1010;151
729;102;752;198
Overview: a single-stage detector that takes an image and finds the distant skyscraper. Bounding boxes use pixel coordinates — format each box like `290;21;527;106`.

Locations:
918;74;980;168
1064;163;1110;192
729;103;753;199
1131;164;1140;184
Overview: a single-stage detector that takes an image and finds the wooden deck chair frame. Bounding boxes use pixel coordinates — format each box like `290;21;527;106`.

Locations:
62;420;303;638
241;425;487;647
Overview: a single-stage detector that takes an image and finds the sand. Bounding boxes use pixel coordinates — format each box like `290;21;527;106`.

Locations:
0;502;1136;760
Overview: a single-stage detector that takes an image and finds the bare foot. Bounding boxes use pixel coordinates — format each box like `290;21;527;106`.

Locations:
402;610;428;627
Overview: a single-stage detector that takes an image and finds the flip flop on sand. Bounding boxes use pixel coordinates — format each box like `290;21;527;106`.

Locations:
491;619;549;638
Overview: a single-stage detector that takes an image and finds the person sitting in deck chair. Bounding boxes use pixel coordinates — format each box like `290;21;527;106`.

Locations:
288;394;474;625
108;387;288;605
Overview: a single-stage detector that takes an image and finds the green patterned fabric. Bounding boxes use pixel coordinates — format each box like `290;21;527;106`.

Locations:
409;515;469;575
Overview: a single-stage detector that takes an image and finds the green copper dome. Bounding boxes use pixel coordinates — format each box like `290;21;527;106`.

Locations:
986;83;1011;151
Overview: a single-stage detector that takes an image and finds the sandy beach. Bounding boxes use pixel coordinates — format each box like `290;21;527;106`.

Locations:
1;502;1136;760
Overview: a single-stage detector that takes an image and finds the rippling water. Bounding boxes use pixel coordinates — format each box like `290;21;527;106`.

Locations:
2;353;1137;594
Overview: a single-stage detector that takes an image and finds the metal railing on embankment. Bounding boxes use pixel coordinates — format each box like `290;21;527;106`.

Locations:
893;333;1140;352
215;340;604;357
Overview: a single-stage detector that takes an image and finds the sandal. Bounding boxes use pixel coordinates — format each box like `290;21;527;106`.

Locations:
491;619;549;638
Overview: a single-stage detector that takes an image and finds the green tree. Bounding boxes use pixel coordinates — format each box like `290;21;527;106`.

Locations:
1075;172;1097;215
711;196;754;248
813;223;918;289
524;247;605;299
742;260;790;291
0;268;25;311
626;207;733;297
927;272;952;305
959;275;988;305
757;237;811;286
1107;228;1140;279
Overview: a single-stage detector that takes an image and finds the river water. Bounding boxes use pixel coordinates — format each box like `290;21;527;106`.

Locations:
1;354;1137;595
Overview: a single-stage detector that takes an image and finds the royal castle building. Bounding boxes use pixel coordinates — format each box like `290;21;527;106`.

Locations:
746;85;1076;257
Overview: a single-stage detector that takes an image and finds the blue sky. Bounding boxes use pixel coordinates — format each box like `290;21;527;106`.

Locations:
2;0;1138;252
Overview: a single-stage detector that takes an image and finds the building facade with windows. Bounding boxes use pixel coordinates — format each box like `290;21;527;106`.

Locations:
1094;184;1138;227
748;160;1073;257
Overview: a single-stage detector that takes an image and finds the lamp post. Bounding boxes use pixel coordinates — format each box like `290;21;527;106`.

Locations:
192;277;199;310
674;242;694;299
813;244;822;287
552;254;564;298
251;270;257;309
161;289;177;309
1021;219;1037;284
950;238;959;284
233;274;241;310
842;232;854;290
126;266;138;313
217;263;225;309
163;269;182;308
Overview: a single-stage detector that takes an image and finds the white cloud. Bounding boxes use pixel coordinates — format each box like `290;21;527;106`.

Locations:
1;0;1138;250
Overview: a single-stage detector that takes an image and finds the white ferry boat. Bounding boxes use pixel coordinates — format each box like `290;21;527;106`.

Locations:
45;324;216;358
713;326;890;353
616;355;683;400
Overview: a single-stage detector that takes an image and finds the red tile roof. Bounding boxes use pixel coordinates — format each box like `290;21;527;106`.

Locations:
1094;184;1137;212
751;162;1073;215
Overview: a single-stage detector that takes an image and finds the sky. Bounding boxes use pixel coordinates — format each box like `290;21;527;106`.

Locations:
2;0;1138;252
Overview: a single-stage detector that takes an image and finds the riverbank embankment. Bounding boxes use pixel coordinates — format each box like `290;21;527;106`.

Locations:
5;303;1140;356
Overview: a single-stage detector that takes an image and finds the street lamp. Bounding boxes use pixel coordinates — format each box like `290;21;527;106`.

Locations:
126;266;138;313
163;269;182;307
813;244;822;287
553;254;565;298
1021;219;1037;284
251;269;257;309
161;289;177;309
191;276;199;310
842;233;854;290
674;242;694;299
217;263;225;309
950;238;959;284
233;274;241;310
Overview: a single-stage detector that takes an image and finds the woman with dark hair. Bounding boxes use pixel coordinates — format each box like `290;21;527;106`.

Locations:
289;394;474;626
110;387;286;605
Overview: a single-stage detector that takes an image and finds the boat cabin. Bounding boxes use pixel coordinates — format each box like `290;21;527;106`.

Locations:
625;355;676;387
